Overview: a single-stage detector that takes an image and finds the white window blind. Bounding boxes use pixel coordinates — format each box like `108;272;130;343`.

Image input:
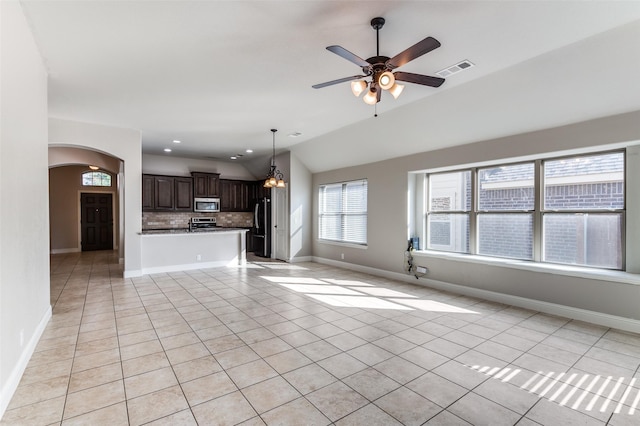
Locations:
319;179;367;245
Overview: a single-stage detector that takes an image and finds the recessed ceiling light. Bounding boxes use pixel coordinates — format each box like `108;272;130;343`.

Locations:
230;156;237;160
246;149;253;153
164;148;172;153
173;140;181;144
289;132;303;138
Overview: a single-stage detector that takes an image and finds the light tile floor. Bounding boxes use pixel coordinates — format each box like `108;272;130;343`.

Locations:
2;250;640;425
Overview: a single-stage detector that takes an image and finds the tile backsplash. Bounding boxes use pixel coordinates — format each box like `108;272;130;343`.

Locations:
143;211;253;230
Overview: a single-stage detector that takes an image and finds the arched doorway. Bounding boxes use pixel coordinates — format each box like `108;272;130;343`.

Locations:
48;146;124;260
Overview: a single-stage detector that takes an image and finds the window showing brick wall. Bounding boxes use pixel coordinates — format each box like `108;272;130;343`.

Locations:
423;150;625;270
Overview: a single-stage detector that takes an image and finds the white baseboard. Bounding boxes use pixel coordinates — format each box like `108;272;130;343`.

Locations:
0;305;52;419
312;257;640;334
49;248;80;254
290;256;313;263
124;269;142;278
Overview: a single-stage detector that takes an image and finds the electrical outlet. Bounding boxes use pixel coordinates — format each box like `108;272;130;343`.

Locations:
341;253;345;260
416;266;428;274
196;254;202;261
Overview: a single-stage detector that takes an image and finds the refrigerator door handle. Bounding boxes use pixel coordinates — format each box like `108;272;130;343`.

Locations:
254;202;260;230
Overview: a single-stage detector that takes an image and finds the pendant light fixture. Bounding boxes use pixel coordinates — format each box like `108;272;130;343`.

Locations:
263;129;285;189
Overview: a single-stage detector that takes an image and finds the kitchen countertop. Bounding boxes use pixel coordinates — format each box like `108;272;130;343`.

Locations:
139;227;248;235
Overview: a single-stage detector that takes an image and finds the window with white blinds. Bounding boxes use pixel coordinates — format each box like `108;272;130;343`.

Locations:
318;179;368;245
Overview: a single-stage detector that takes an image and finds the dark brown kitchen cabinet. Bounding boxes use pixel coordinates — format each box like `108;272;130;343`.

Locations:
154;176;175;210
252;180;271;201
142;174;193;212
174;177;193;211
192;172;220;198
220;180;232;211
142;175;155;210
220;179;251;212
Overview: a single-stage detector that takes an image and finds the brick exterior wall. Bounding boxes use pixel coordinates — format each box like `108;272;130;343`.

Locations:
478;183;623;265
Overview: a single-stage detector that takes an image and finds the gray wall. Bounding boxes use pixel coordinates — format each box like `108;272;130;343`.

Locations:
0;1;51;416
312;111;640;323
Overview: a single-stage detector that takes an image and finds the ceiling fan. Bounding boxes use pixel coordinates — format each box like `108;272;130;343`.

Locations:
312;17;445;105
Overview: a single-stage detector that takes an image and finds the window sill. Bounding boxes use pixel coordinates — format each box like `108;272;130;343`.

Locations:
413;250;640;286
317;239;368;250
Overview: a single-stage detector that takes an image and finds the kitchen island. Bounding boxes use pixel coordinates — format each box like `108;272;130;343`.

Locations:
139;228;248;275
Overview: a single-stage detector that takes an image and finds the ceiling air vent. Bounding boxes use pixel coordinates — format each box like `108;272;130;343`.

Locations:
436;60;474;78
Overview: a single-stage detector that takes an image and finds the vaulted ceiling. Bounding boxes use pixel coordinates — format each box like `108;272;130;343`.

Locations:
21;1;640;173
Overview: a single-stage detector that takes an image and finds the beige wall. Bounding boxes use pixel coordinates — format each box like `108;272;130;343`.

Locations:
49;166;119;252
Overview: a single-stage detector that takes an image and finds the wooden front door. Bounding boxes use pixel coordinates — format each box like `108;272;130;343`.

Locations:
81;193;113;251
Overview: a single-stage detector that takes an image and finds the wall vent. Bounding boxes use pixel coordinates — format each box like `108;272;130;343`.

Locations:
436;60;474;78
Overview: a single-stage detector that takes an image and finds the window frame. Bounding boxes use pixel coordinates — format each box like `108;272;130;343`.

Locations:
540;151;626;270
82;171;112;187
318;179;368;246
425;170;472;253
476;161;536;260
422;149;626;271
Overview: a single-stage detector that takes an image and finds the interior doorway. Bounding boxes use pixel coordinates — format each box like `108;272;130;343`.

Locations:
80;192;114;251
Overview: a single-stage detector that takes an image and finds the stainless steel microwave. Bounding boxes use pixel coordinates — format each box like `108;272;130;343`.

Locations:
194;198;220;213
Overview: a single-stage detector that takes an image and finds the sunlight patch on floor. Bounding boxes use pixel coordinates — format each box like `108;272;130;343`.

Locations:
467;364;640;416
261;274;480;314
307;294;414;310
279;284;364;295
390;298;478;314
261;276;327;284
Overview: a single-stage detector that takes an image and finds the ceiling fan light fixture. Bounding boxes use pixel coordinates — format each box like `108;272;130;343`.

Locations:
350;80;367;97
363;88;378;105
378;71;395;90
389;82;404;99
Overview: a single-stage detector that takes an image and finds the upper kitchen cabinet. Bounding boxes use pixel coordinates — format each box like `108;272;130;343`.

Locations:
142;174;155;210
252;179;272;201
174;177;193;211
142;174;193;212
192;172;220;198
220;179;252;212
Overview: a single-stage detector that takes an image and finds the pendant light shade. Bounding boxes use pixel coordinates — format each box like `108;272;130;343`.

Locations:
263;129;286;189
362;88;377;105
388;83;405;99
350;80;367;97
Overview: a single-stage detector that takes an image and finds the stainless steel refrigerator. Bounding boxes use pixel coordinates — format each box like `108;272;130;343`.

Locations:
252;197;271;257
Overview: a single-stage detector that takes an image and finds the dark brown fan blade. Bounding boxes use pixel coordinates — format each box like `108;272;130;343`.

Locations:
394;71;445;87
312;75;366;89
386;37;441;69
326;45;371;68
